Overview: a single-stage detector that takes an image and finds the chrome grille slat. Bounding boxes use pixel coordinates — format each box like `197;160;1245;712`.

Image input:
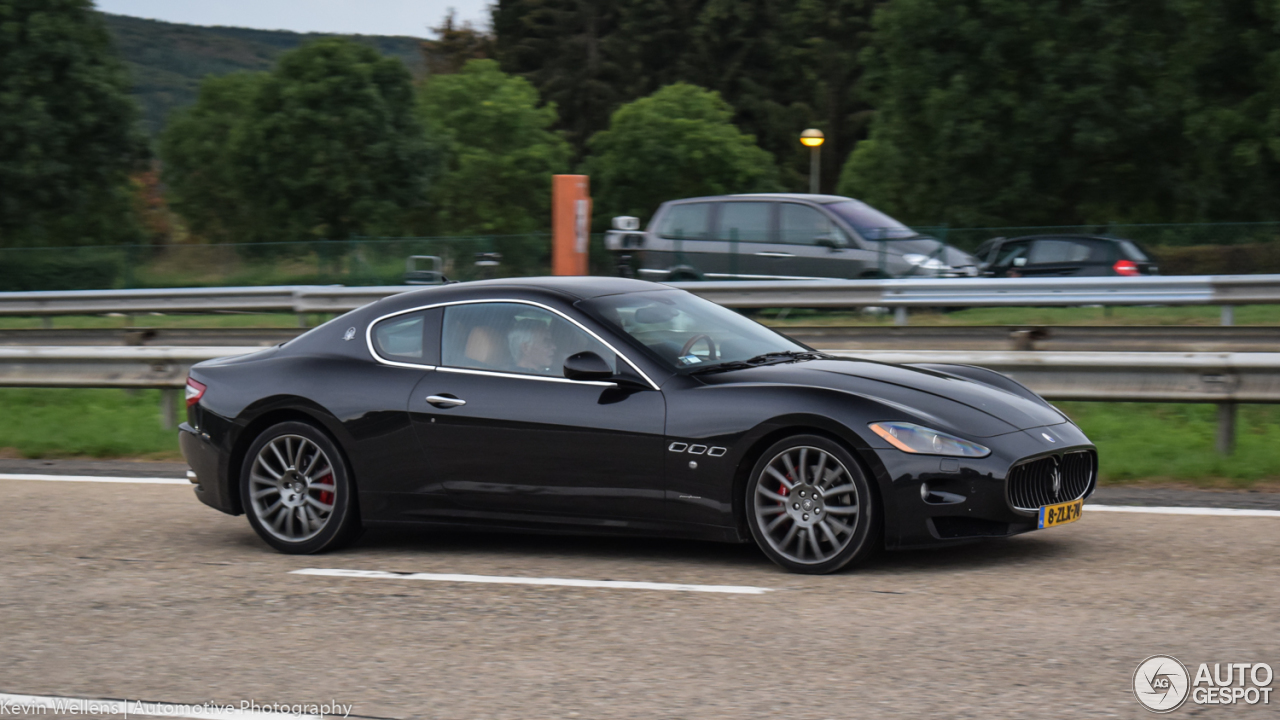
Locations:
1007;450;1095;511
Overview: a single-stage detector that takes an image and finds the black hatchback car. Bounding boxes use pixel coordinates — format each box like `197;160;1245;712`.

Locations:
974;235;1158;277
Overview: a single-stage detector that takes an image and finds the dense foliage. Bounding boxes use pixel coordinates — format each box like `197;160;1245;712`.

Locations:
493;0;873;192
416;59;570;235
584;84;779;220
161;39;436;244
100;13;427;135
0;0;145;248
839;0;1280;226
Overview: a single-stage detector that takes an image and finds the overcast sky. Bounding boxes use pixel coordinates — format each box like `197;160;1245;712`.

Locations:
95;0;492;38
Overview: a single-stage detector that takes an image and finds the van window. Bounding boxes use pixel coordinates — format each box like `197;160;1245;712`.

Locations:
656;203;712;240
779;204;848;245
716;202;773;242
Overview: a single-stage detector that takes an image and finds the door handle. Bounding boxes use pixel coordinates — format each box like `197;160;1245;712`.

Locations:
753;251;795;258
426;395;467;408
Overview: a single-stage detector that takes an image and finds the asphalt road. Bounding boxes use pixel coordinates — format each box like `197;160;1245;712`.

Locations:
1;475;1277;719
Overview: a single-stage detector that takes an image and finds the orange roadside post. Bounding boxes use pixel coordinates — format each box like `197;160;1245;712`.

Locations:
552;174;591;276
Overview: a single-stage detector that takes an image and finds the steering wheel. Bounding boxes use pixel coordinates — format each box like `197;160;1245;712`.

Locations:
680;334;718;362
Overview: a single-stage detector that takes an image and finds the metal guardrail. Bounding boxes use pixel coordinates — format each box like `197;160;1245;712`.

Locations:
3;324;1278;353
2;275;1280;319
0;346;1275;451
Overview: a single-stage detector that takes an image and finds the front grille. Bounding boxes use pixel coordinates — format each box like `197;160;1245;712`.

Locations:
1007;450;1095;511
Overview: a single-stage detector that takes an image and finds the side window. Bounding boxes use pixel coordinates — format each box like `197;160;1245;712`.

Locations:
779;204;848;245
372;311;427;363
716;202;773;242
441;303;617;379
656;203;712;240
994;241;1031;268
1030;239;1092;264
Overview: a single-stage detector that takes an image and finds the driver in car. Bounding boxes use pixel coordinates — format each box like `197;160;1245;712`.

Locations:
509;319;556;374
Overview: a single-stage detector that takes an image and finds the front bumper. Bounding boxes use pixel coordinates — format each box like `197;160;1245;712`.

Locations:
179;422;239;516
874;422;1096;549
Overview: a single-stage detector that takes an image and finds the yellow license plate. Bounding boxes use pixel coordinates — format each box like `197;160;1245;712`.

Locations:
1038;499;1083;529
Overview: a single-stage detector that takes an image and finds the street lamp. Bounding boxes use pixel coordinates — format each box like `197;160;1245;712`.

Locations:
800;128;825;194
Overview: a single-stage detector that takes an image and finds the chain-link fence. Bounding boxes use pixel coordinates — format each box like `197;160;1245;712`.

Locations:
3;222;1279;292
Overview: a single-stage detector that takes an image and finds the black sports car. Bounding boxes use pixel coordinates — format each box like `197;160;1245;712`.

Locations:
180;277;1096;574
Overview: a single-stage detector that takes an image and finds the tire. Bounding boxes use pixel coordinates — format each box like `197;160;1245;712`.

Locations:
745;434;881;574
239;421;361;554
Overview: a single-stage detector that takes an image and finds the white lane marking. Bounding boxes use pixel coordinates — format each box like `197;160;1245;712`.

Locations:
1088;504;1280;518
0;691;322;719
292;568;774;595
0;473;188;485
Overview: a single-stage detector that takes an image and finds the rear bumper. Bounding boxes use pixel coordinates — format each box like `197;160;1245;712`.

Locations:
876;422;1096;549
179;422;239;516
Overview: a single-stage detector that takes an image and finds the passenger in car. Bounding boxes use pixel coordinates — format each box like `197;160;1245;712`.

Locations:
509;320;555;374
463;326;507;369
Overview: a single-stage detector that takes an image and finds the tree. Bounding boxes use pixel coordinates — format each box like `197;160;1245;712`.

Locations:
584;83;779;221
494;0;628;155
160;73;266;244
420;10;495;76
838;0;1186;227
0;0;145;247
416;59;571;235
161;39;435;244
241;39;435;242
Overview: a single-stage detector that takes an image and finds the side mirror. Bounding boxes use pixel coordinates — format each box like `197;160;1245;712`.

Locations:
612;216;640;231
563;351;614;382
815;234;846;251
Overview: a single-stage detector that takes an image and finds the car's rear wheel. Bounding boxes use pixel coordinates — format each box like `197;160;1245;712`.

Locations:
746;435;880;574
240;421;361;554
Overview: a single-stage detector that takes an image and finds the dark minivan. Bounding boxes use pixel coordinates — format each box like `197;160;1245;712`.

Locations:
607;194;978;281
975;235;1158;277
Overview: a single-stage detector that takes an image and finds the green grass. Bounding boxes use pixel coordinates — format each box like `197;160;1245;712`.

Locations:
1;389;1277;487
0;388;182;460
1057;402;1280;487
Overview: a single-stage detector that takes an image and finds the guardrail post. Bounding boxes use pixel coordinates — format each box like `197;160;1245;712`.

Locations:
1216;403;1236;455
1221;306;1234;326
160;388;178;430
894;307;908;326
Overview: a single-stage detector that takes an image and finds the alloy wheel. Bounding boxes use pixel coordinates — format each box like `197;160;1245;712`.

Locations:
248;434;336;543
753;446;860;565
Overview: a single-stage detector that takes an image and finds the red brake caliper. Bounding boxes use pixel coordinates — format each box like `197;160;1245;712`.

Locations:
316;473;334;505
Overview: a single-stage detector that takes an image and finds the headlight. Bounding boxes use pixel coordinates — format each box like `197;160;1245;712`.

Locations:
869;422;991;457
902;253;951;271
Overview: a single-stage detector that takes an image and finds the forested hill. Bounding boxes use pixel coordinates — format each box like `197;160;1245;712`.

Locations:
99;13;428;134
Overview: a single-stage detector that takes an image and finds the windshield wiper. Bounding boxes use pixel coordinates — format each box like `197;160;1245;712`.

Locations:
685;360;754;375
743;350;825;364
686;351;824;375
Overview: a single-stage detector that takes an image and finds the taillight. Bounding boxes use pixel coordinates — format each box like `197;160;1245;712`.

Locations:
1113;260;1140;276
185;377;207;407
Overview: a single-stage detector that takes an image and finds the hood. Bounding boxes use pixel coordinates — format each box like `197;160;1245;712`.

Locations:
696;357;1066;438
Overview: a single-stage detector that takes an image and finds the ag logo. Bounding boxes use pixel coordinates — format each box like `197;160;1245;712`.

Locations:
1134;655;1191;713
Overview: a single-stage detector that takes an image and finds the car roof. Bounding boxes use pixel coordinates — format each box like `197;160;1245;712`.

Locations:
999;234;1126;243
381;276;668;309
666;193;855;204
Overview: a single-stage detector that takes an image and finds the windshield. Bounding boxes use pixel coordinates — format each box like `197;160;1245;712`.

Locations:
580;290;806;371
824;200;918;240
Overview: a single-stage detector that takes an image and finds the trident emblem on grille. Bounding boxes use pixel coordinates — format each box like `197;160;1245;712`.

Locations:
1051;465;1062;497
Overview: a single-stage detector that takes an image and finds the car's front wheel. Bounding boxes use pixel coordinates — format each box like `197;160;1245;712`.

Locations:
240;421;361;554
746;435;880;574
